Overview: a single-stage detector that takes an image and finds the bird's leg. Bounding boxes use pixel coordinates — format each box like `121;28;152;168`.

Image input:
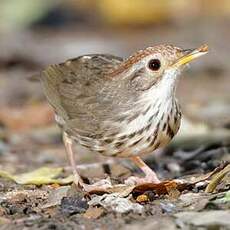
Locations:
125;156;160;185
63;132;84;186
63;132;112;192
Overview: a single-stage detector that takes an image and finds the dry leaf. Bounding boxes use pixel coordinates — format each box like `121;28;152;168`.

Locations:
205;164;230;193
132;181;182;196
0;167;73;185
165;181;181;200
136;194;149;203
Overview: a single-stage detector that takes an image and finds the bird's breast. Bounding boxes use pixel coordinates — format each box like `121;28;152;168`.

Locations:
86;97;181;158
111;98;181;157
68;97;181;158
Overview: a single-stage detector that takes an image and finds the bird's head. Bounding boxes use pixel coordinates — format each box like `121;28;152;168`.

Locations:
110;44;208;93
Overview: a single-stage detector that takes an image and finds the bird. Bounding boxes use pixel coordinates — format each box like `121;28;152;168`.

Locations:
38;44;208;192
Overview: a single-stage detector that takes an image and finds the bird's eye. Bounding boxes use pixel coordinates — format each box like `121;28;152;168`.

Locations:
148;59;161;71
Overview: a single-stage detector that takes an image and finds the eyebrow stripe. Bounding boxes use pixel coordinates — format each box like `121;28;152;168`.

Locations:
108;44;179;77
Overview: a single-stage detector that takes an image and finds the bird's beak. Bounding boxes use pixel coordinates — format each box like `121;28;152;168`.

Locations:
172;44;208;67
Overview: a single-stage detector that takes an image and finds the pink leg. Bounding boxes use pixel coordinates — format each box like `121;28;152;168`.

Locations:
125;156;160;185
63;132;112;192
63;132;83;186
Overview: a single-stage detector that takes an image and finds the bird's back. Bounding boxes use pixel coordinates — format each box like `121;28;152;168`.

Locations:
40;54;125;133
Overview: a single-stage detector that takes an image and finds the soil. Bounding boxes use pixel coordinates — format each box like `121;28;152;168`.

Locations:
0;17;229;230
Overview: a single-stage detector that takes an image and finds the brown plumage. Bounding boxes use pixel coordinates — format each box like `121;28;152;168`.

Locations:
38;44;208;191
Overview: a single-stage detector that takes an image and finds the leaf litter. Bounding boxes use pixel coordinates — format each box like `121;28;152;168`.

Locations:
0;161;229;221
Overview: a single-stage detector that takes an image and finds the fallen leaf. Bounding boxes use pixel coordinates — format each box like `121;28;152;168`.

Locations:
205;164;230;193
107;184;135;197
132;180;187;197
136;194;149;203
165;181;181;200
0;167;73;185
14;167;63;185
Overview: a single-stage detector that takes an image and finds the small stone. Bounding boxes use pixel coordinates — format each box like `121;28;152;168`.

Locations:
88;193;144;214
160;202;176;213
60;195;88;215
83;207;104;219
41;186;70;209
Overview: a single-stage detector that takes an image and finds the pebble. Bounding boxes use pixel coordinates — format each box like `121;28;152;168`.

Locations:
60;195;89;215
175;210;230;228
88;193;144;214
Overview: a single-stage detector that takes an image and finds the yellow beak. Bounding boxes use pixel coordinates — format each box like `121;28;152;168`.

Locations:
173;44;208;67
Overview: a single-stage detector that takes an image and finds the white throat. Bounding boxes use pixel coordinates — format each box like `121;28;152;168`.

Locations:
122;68;180;134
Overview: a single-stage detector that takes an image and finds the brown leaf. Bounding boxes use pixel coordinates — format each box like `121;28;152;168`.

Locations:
165;181;181;200
133;181;181;196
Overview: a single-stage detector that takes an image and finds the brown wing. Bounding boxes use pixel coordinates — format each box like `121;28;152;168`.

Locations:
40;54;123;134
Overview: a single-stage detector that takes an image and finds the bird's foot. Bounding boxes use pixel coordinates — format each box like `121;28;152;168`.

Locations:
125;156;161;186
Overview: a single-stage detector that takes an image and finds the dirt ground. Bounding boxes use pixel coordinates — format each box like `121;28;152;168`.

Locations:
0;18;229;230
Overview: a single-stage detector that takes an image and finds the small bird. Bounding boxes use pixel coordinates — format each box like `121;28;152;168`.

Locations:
38;44;208;191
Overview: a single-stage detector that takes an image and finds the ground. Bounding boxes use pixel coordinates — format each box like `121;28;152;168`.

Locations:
0;18;229;230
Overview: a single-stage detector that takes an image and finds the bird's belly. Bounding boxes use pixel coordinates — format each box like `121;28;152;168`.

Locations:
93;117;180;158
72;124;178;158
121;129;177;157
112;113;181;157
71;107;181;158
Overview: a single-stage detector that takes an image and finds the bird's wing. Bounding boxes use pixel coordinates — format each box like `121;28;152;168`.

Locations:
40;54;123;134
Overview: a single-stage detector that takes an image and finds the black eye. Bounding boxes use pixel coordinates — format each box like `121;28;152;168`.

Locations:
148;59;161;71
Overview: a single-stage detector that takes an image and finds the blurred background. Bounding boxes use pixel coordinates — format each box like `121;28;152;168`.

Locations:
0;0;229;174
